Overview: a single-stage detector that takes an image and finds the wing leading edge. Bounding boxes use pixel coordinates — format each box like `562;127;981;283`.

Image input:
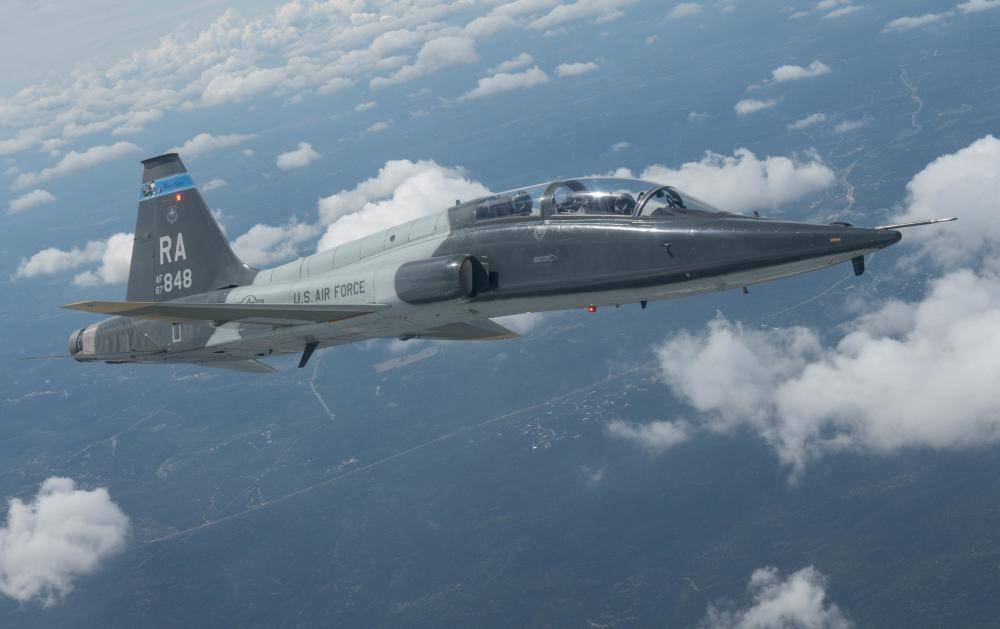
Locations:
62;300;388;324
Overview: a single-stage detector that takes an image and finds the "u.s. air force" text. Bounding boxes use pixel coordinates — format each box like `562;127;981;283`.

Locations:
292;280;365;304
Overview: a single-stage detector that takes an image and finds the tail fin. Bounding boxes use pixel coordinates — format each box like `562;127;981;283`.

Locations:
126;154;255;302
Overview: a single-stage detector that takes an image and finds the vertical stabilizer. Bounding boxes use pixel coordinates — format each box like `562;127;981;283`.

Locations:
126;154;255;302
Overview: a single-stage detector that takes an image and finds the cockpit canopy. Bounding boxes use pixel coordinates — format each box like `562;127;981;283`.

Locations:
470;177;732;222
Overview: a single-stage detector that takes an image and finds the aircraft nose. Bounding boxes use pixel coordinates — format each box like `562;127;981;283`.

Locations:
823;226;901;253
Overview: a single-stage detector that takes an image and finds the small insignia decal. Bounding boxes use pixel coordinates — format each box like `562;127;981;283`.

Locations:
533;226;546;242
166;206;178;224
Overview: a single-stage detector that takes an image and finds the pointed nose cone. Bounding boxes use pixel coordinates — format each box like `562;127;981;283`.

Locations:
828;226;902;254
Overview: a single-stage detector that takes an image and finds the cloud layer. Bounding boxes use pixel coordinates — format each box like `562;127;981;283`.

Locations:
702;566;852;629
634;148;836;211
0;478;129;607
276;142;321;170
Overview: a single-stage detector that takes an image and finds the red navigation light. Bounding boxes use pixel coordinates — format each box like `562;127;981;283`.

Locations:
587;305;597;313
175;193;183;201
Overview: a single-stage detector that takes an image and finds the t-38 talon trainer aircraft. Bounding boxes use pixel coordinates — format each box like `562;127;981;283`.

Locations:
61;153;954;374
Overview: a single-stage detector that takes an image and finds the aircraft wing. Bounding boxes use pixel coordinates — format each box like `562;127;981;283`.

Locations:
199;359;278;374
63;300;388;325
404;319;520;341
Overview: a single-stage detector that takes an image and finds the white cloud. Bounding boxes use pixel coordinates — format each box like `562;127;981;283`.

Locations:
71;233;134;286
668;3;703;18
316;160;489;252
637;147;836;211
464;14;518;38
734;98;777;115
833;118;870;133
16;240;106;278
168;133;254;158
111;109;163;136
787;112;827;130
883;12;951;31
702;566;852;629
0;477;128;607
529;0;639;30
889;135;1000;267
823;4;863;18
371;36;478;89
8;189;56;214
612;141;630;152
492;53;534;74
276;142;321;170
200;178;227;192
772;60;831;82
13;142;140;190
458;67;551;101
958;0;1000;12
555;61;600;77
366;120;393;133
231;221;317;267
199;66;287;107
17;232;133;285
655;268;1000;477
354;101;377;112
607;420;691;452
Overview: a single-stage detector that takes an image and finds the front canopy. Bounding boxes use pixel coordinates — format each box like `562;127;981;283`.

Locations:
468;177;733;221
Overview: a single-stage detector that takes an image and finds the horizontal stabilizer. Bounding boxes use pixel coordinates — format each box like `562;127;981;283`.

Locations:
403;319;519;341
63;300;388;324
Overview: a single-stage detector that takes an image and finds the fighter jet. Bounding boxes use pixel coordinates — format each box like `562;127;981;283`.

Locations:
61;153;953;373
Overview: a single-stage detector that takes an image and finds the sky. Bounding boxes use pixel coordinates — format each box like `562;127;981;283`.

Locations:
1;0;1000;623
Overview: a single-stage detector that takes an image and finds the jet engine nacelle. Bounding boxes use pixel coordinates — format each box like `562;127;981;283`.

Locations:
394;254;490;304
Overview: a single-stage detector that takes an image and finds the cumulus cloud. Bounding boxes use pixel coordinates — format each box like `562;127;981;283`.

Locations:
668;3;703;18
772;60;831;82
529;0;639;30
492;53;534;73
607;420;691;452
629;140;1000;475
635;148;836;211
0;477;128;607
231;221;317;267
734;99;777;115
276;142;321;170
8;189;56;214
371;36;478;89
13;142;140;190
71;233;134;286
656;269;1000;476
702;566;852;629
787;113;827;130
16;233;133;286
168;133;255;158
555;61;600;77
354;101;377;112
458;67;550;101
316;159;489;252
889;135;1000;267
